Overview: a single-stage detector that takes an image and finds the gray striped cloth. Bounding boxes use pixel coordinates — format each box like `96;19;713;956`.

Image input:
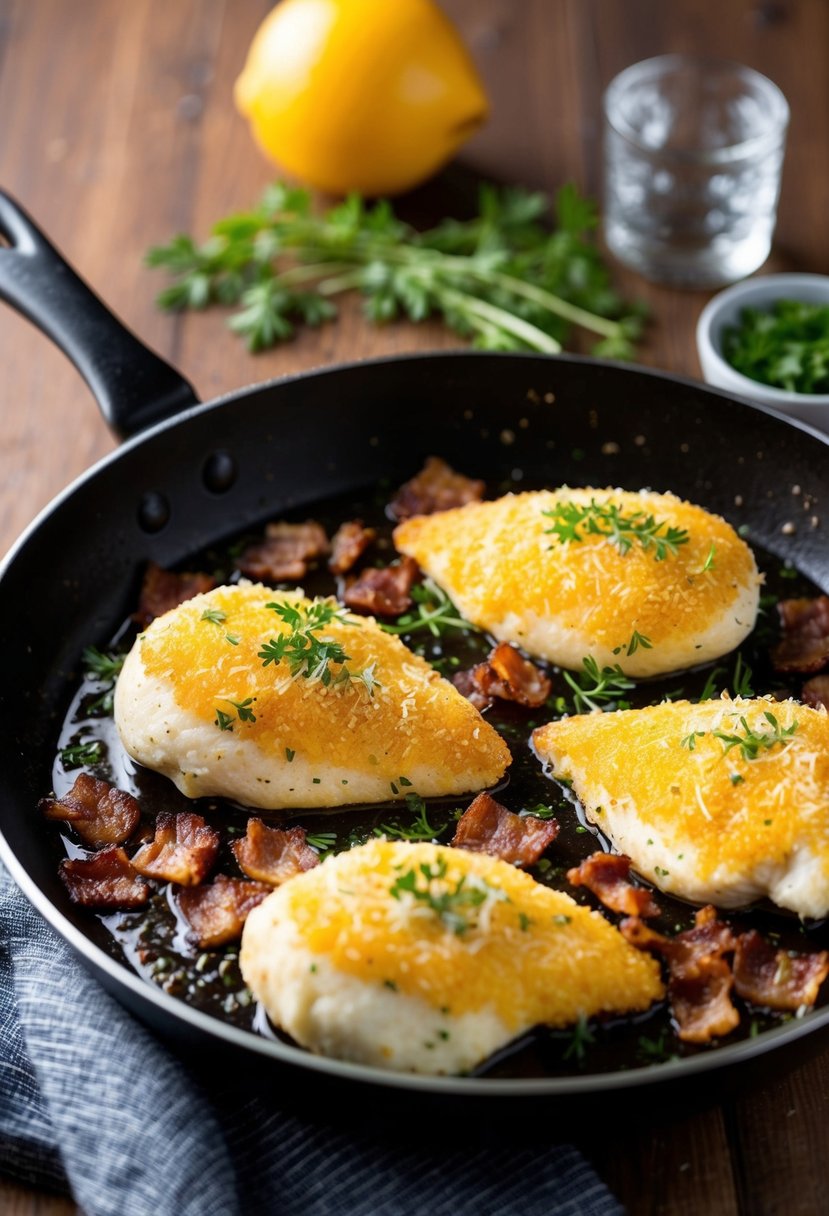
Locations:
0;863;623;1216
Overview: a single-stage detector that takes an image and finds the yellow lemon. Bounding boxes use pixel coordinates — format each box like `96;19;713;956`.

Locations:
234;0;489;196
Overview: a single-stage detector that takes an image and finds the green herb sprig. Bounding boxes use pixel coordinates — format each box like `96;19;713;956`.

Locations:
723;300;829;395
542;500;689;561
379;578;478;639
712;712;798;762
389;856;507;936
59;739;104;769
259;599;379;694
146;182;643;358
82;646;126;716
563;655;636;714
377;794;442;842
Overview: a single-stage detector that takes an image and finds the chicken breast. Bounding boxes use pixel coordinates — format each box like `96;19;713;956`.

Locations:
240;839;663;1074
533;696;829;918
114;583;509;810
394;487;760;676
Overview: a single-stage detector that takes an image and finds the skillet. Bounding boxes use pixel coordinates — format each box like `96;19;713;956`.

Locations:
1;188;829;1103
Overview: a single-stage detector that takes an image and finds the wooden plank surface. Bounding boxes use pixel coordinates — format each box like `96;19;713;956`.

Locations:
1;2;828;1213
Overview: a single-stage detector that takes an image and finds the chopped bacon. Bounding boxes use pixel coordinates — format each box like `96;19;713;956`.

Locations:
342;556;421;617
130;811;220;886
59;847;149;910
621;906;739;1043
802;674;829;710
451;668;493;712
772;596;829;674
135;562;216;626
235;521;328;583
567;852;661;919
329;520;376;576
388;457;485;521
40;774;140;848
232;819;320;886
733;930;829;1011
451;792;559;866
177;875;271;948
473;643;552;709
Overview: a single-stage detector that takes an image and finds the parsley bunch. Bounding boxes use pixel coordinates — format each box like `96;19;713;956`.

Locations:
146;182;643;357
723;300;829;395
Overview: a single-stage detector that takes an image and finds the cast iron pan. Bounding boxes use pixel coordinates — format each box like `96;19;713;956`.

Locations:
1;190;829;1105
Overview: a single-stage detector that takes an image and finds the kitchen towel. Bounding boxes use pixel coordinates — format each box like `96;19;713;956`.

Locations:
0;861;624;1216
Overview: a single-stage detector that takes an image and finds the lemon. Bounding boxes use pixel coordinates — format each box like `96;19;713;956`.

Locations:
234;0;489;196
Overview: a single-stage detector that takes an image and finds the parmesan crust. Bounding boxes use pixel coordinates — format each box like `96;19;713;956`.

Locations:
394;487;761;676
114;583;510;810
240;840;663;1074
533;696;829;917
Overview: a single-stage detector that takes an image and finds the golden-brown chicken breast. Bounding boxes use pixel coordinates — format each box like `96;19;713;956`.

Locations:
240;839;664;1073
533;695;829;917
114;583;509;809
394;487;760;677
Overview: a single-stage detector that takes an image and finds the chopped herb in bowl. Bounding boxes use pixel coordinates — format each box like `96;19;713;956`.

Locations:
723;299;829;395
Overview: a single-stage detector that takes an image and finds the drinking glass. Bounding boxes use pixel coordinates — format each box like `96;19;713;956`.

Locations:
603;55;789;288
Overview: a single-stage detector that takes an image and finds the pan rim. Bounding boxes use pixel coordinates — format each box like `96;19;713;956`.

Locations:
3;348;829;1097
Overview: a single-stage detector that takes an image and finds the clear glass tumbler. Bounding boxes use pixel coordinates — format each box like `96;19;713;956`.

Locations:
603;55;789;288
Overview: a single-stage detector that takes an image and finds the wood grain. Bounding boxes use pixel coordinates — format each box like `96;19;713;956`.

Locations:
0;2;827;1213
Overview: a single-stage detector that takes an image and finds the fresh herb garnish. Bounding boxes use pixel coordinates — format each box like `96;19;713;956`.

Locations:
613;630;652;657
59;739;104;768
147;182;642;358
305;831;337;855
377;794;441;842
730;654;755;699
562;1013;595;1062
712;711;798;762
542;499;689;561
723;299;829;395
379;578;478;638
82;646;126;716
563;655;636;713
259;598;379;693
214;697;257;731
701;542;717;573
389;856;506;936
681;731;704;751
201;608;227;625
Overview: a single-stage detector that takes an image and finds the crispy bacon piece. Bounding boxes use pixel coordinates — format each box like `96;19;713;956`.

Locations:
177;875;271;948
772;596;829;674
135;561;216;626
733;930;829;1011
451;668;493;712
59;847;148;910
342;556;421;617
621;906;739;1043
451;792;559;866
235;521;328;583
473;642;552;709
232;819;320;886
40;774;140;848
567;852;661;919
802;674;829;710
388;457;485;521
130;811;220;886
329;520;377;576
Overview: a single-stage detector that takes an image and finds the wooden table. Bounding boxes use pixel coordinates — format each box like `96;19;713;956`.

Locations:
1;1;828;1212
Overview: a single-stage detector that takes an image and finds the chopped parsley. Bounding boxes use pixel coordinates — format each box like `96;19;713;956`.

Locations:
613;630;652;657
712;712;798;762
214;697;257;731
723;299;829;395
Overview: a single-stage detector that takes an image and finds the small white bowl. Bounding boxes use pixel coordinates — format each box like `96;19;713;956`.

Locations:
696;273;829;434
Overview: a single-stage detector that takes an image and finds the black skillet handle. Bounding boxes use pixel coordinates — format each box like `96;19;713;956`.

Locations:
0;191;200;439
